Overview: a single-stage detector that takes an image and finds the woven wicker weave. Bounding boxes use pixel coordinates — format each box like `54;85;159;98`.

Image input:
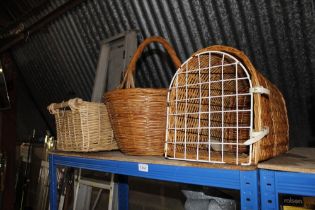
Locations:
48;98;118;152
165;45;289;165
105;36;181;156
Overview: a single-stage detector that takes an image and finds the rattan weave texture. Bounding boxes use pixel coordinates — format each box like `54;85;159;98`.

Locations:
105;36;181;156
48;98;117;152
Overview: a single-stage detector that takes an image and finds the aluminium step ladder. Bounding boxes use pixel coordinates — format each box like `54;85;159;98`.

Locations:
72;169;116;210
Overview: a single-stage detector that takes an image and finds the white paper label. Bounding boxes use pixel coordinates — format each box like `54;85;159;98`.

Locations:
138;163;149;172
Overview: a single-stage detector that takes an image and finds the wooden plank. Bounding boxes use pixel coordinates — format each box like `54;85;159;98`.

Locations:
258;147;315;174
49;150;257;171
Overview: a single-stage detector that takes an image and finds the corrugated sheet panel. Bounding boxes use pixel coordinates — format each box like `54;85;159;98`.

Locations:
0;0;69;37
12;0;315;147
17;76;48;139
26;0;70;27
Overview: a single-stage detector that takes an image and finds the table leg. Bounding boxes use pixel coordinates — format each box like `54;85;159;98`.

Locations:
118;175;128;210
260;169;315;210
240;170;259;210
260;169;277;210
49;154;57;210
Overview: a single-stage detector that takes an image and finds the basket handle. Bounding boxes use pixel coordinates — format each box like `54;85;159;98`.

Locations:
48;98;83;114
120;36;181;89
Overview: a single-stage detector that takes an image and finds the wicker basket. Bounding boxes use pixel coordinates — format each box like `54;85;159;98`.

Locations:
48;98;118;152
105;36;181;156
165;45;289;165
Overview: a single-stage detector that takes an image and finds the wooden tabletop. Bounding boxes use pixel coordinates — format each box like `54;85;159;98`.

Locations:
258;147;315;174
50;150;257;171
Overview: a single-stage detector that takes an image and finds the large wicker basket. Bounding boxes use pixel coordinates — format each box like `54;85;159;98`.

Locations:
165;45;289;165
48;98;118;152
105;36;181;156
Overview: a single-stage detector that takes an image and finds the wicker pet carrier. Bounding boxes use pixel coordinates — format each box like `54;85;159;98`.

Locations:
165;45;289;165
105;36;181;156
48;98;118;152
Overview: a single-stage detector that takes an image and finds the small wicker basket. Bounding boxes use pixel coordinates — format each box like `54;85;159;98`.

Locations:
48;98;118;152
165;45;289;165
105;36;181;156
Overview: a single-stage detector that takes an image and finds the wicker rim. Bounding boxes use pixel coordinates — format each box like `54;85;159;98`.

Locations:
106;88;167;97
48;98;83;114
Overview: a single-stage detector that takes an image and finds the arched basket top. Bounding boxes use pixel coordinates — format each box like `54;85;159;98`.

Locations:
168;47;254;92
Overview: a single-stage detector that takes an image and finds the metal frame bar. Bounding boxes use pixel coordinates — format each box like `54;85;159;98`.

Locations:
260;169;315;210
49;155;58;210
49;153;259;210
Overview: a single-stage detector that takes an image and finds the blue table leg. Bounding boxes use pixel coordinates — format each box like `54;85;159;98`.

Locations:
240;170;259;210
118;175;128;210
260;169;277;210
260;169;315;210
49;154;57;210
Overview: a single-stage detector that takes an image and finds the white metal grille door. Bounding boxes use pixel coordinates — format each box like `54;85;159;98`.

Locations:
165;51;254;165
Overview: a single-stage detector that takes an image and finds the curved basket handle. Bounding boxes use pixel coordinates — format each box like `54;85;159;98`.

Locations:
121;36;181;89
47;98;83;114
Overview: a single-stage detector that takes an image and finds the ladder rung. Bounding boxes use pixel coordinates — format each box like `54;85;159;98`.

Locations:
79;177;112;190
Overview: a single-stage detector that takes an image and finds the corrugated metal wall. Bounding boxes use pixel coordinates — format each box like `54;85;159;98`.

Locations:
22;0;69;29
17;76;48;140
12;0;315;147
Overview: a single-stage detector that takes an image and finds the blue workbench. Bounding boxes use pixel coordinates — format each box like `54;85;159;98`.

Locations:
258;147;315;210
49;151;259;210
